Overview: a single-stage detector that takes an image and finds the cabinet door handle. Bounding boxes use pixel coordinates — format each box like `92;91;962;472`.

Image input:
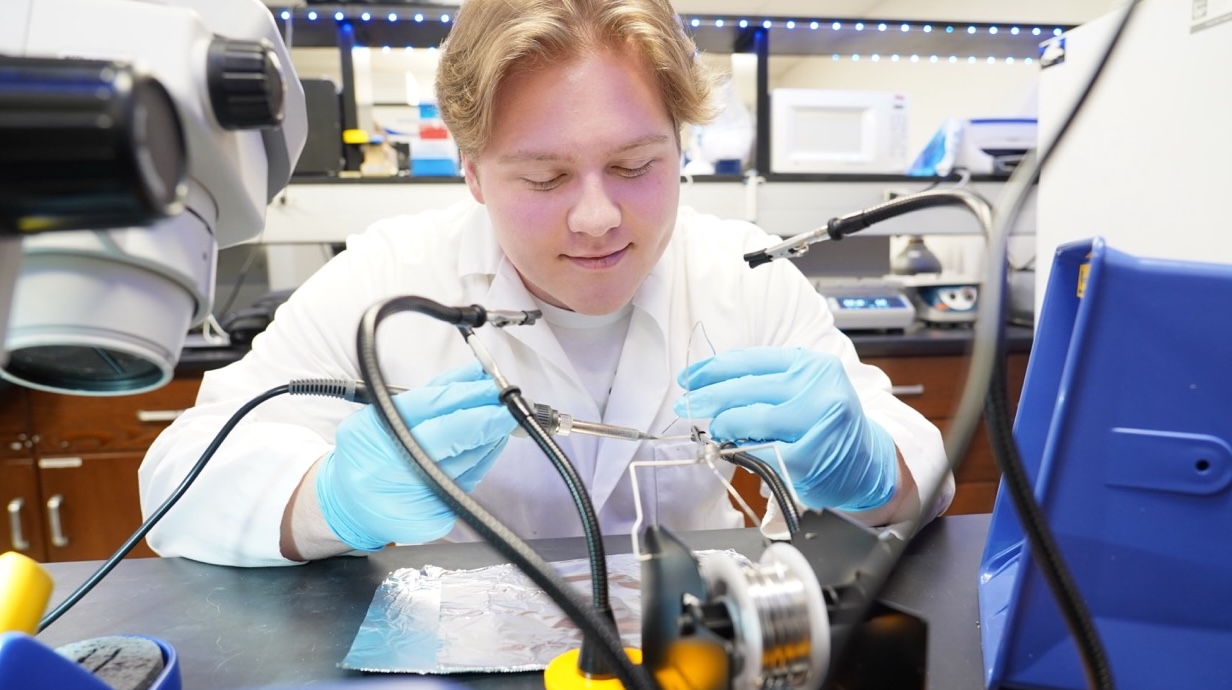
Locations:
7;498;30;551
136;409;183;423
891;384;926;397
46;494;69;548
38;457;83;469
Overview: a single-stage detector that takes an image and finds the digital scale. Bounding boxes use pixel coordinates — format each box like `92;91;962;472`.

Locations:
810;278;917;332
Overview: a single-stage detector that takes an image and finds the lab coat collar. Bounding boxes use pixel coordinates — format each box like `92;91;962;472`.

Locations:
455;201;678;512
456;200;505;280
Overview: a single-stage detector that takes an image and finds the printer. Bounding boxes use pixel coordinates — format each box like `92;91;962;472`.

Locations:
908;117;1037;176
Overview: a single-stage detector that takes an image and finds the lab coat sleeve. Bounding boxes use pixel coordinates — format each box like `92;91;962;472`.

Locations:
684;215;953;532
139;218;438;567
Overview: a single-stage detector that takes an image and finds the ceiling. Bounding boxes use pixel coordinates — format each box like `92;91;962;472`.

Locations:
263;0;1122;26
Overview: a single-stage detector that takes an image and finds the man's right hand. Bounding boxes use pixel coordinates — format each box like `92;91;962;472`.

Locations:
314;363;516;551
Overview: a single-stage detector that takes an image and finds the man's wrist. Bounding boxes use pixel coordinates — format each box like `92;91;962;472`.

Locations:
280;456;368;560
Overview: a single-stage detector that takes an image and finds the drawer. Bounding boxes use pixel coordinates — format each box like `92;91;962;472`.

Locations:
865;353;1031;421
863;355;967;420
30;376;202;455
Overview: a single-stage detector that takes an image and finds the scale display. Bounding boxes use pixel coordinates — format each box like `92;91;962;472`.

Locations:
834;295;911;311
813;282;917;331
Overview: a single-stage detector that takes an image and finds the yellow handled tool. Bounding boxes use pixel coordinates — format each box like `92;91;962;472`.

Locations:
0;551;52;634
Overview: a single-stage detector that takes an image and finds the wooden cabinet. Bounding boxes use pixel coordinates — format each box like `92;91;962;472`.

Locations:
865;353;1030;516
0;375;202;562
2;384;46;562
2;456;48;563
727;351;1030;524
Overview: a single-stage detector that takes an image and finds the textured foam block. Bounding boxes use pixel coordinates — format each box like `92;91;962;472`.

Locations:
57;636;164;690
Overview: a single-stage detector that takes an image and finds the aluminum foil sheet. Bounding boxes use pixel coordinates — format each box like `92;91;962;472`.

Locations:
341;550;744;674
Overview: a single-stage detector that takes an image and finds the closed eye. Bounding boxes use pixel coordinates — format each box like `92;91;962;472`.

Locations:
613;161;655;178
524;174;566;191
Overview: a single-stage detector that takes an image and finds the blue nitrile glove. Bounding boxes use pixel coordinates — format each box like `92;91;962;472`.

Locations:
674;347;898;512
316;362;516;551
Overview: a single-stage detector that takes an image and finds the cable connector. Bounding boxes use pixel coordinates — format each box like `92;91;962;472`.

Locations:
287;378;360;402
288;378;405;405
484;309;542;328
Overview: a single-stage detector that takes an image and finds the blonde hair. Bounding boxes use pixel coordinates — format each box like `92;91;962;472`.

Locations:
436;0;718;159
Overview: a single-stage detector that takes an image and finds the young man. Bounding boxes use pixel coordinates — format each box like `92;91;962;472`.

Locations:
139;0;951;567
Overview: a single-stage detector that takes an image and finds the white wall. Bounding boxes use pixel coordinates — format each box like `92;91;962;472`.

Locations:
1036;0;1232;313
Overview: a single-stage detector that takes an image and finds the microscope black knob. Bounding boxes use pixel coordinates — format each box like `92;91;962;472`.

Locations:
206;38;285;130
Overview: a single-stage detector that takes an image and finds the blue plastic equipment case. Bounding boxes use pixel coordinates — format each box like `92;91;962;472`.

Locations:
978;238;1232;688
0;632;181;690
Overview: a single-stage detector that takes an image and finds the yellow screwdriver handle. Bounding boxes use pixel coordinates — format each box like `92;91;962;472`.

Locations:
0;551;53;634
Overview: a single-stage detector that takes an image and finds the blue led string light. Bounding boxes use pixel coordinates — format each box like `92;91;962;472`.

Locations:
269;7;1067;58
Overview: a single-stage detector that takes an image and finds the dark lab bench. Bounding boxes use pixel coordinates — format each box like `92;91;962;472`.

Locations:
35;514;993;690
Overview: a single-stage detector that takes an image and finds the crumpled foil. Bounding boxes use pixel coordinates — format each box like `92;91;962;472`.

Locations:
341;550;743;674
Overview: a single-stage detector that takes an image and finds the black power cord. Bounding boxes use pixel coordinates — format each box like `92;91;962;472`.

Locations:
355;295;655;690
37;384;291;632
36;378;407;632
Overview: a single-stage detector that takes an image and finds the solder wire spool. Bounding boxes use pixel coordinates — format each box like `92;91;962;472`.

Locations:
700;543;829;690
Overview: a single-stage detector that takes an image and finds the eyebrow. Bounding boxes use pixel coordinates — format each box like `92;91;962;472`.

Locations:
496;133;672;164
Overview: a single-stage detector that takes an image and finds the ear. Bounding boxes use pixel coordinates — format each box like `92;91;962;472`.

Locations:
462;155;484;204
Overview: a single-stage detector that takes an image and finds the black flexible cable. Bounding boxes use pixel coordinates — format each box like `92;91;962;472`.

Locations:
357;296;655;690
455;324;616;676
986;353;1111;690
494;385;612;610
38;385;290;632
970;162;1114;687
494;383;617;676
279;364;617;677
718;443;800;535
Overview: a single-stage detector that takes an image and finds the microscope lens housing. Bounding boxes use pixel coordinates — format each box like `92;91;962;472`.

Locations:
0;0;306;395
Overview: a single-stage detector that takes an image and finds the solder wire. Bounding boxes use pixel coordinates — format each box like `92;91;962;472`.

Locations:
743;559;815;689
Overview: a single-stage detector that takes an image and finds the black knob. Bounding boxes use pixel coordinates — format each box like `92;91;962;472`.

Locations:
0;56;187;234
206;37;285;130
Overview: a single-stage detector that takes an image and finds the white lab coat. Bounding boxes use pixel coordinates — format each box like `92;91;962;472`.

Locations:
139;200;951;566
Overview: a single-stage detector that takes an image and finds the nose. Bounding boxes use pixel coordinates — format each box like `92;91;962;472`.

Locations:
567;174;621;237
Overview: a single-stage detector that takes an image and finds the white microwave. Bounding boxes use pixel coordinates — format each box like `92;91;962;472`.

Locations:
770;88;910;174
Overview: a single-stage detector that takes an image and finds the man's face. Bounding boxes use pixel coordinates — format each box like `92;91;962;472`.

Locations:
463;47;681;315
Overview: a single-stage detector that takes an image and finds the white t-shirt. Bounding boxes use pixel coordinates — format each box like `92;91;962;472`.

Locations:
531;298;633;416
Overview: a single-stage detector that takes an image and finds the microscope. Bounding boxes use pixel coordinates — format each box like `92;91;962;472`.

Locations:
1;0;304;685
0;0;307;396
